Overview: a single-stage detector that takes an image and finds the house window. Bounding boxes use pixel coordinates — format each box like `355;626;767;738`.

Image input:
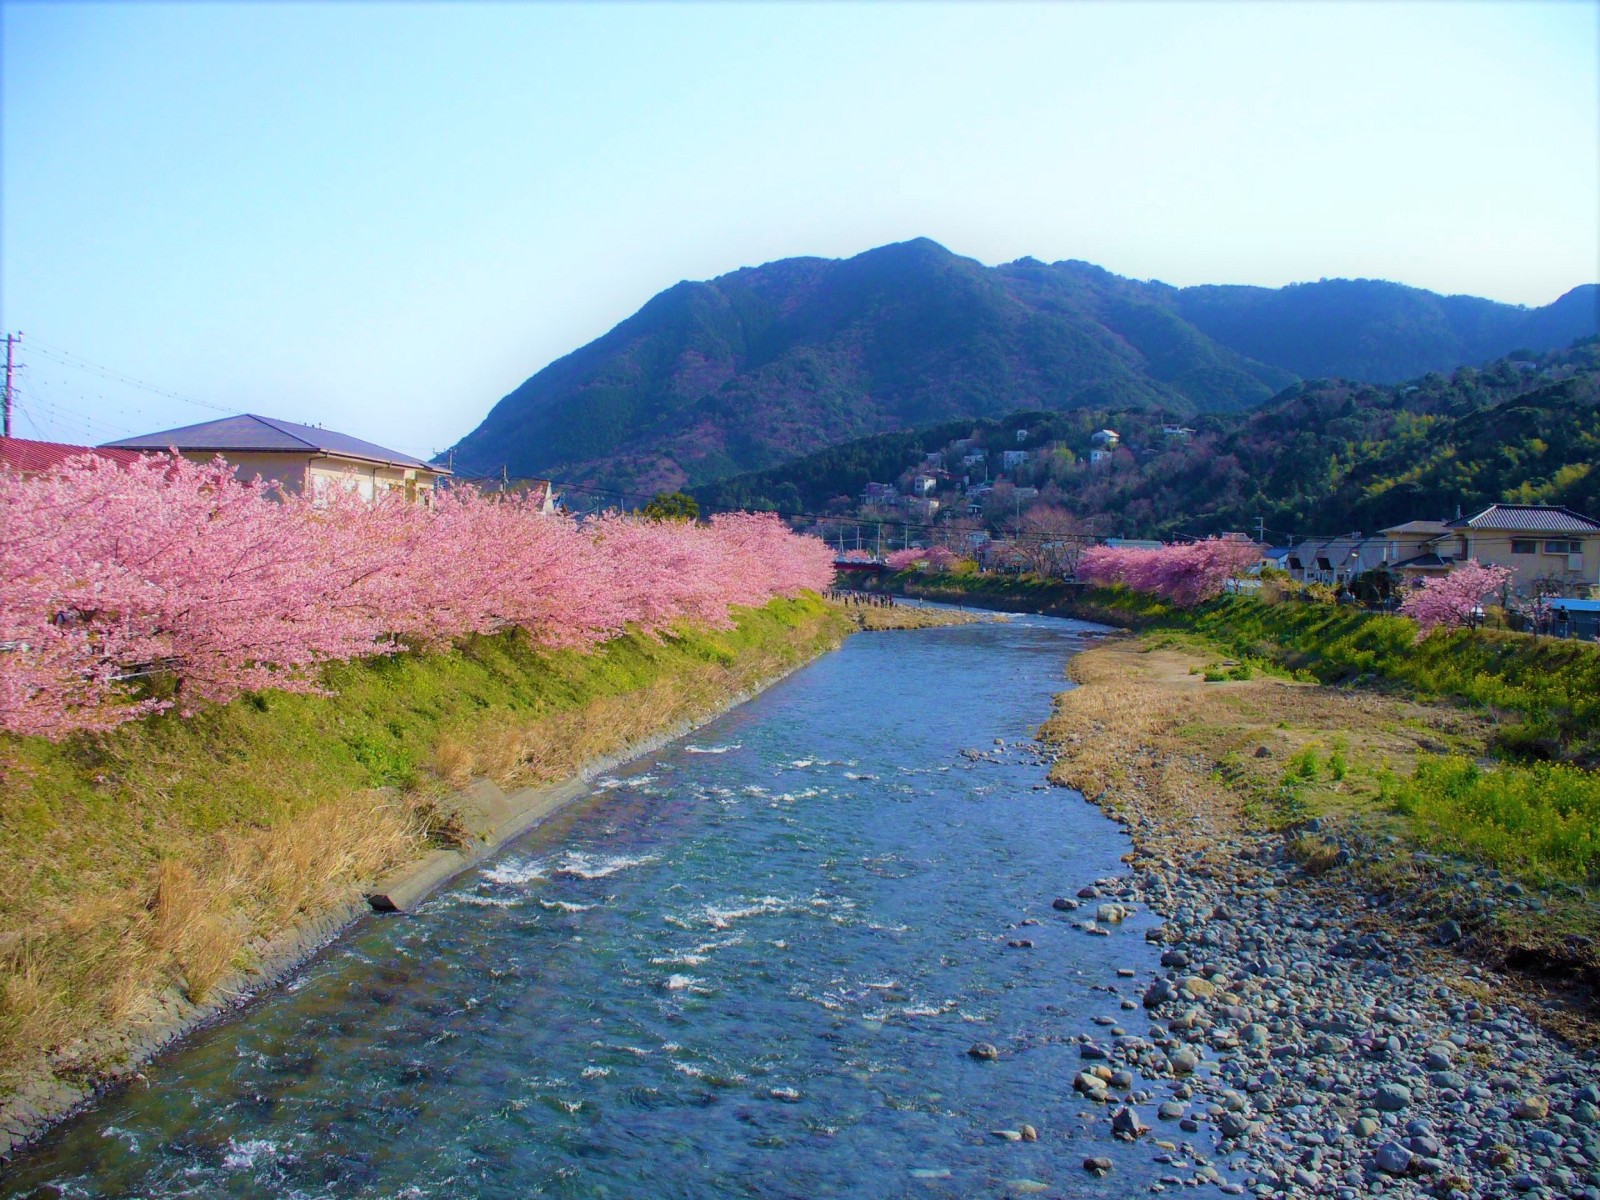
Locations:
1543;539;1580;554
1511;540;1536;555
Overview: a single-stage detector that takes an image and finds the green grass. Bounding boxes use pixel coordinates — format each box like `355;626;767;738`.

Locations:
1381;756;1600;885
890;574;1600;761
0;594;849;1091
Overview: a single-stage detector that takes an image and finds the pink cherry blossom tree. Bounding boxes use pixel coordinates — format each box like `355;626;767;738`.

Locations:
1;455;834;739
1077;537;1260;607
1398;559;1513;636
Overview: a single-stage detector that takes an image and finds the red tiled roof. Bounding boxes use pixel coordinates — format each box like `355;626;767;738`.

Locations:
0;437;144;475
1446;504;1600;533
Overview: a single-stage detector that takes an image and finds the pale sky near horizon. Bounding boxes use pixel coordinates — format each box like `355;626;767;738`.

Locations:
2;1;1596;460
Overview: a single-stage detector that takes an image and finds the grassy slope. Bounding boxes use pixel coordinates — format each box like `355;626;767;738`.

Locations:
885;570;1600;894
0;595;848;1094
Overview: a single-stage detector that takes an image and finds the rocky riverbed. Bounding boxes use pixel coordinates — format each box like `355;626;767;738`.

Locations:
1039;645;1600;1199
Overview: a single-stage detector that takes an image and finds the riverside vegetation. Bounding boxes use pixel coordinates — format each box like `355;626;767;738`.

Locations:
0;595;852;1148
871;568;1600;1000
0;452;842;1150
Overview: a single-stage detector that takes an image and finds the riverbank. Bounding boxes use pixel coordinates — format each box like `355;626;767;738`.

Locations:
0;595;852;1159
1041;639;1600;1197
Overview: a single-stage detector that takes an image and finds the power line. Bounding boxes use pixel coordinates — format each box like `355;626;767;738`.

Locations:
22;339;241;417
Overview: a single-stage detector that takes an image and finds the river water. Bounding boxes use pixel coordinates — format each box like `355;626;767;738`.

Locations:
4;614;1224;1199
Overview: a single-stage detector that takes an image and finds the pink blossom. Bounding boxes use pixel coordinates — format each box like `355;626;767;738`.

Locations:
1398;559;1513;636
1077;537;1259;607
0;456;834;739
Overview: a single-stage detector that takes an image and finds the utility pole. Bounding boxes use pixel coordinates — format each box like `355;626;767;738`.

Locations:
3;332;19;439
1256;516;1265;546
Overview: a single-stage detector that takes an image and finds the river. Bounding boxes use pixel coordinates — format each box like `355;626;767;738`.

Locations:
3;614;1226;1199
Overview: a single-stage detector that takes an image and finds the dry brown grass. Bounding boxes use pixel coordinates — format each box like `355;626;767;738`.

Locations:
831;603;982;632
0;790;421;1086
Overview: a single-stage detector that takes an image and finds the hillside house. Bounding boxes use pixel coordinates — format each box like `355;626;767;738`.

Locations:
104;414;449;500
1001;450;1029;470
1377;520;1455;581
961;451;987;469
1090;429;1120;448
1162;425;1195;440
0;437;143;477
1088;449;1114;467
1287;534;1389;586
1015;428;1029;443
910;474;938;497
1439;504;1600;594
861;481;898;506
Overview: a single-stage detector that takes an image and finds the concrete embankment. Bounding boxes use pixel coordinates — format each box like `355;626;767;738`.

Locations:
0;596;852;1160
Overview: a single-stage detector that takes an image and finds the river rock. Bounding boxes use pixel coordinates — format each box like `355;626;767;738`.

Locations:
1513;1095;1550;1120
1051;897;1079;911
1111;1106;1149;1138
1082;1157;1112;1176
1374;1083;1411;1112
1375;1141;1414;1175
968;1042;999;1061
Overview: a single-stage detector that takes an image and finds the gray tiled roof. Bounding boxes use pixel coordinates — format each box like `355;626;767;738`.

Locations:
1446;504;1600;533
104;414;443;473
1379;519;1450;536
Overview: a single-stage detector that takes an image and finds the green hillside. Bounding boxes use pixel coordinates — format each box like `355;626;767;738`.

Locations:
443;240;1595;496
691;340;1600;539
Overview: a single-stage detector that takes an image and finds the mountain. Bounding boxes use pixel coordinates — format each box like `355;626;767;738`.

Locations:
691;340;1600;541
442;240;1597;495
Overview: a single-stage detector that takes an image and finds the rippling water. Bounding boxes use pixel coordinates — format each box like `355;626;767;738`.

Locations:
4;614;1225;1199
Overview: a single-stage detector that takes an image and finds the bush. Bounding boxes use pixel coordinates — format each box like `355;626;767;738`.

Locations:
1381;756;1600;883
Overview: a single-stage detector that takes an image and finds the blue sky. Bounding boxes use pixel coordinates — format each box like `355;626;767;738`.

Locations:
2;1;1596;458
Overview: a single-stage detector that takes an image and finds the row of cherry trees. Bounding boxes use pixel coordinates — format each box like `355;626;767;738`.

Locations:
1;455;835;740
1076;537;1262;607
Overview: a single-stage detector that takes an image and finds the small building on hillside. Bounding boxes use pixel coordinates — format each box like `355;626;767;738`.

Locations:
103;414;449;500
1001;449;1029;470
1545;598;1600;641
1090;429;1120;448
910;474;939;497
0;437;143;478
1439;504;1600;595
861;481;898;506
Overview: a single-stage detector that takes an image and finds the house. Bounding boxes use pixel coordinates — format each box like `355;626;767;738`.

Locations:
904;497;940;521
1286;534;1389;587
1015;429;1029;443
1088;448;1114;467
923;451;944;467
1104;537;1163;551
1161;425;1195;440
1001;450;1029;470
1013;487;1039;503
1376;519;1456;581
1090;429;1120;448
910;474;939;497
1259;546;1292;573
0;436;143;477
103;414;449;500
1437;504;1600;595
961;451;987;469
861;481;898;506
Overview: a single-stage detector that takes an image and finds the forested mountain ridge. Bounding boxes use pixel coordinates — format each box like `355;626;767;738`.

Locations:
442;240;1597;495
691;340;1600;541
